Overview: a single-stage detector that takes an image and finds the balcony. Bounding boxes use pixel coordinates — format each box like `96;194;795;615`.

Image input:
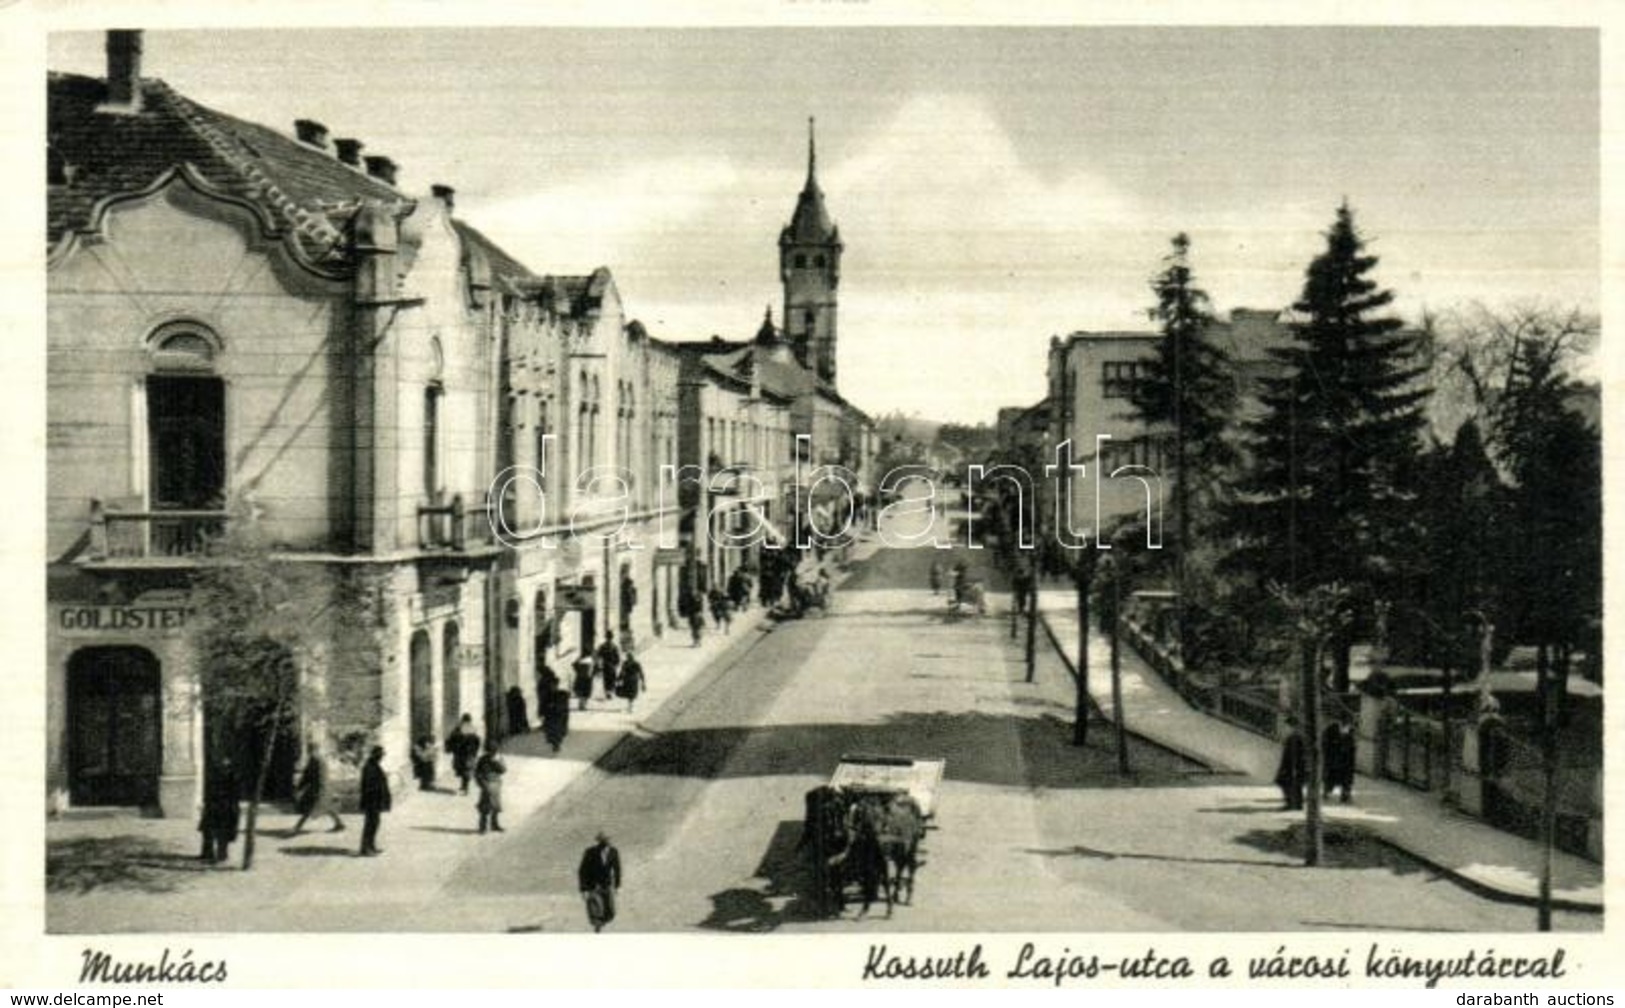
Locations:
87;502;228;562
418;495;496;552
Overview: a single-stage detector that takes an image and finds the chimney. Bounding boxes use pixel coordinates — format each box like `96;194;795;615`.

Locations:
294;119;329;151
363;155;398;187
102;30;143;113
334;138;363;167
431;184;455;213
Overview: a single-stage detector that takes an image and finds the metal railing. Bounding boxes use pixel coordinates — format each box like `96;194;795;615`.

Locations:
90;503;228;560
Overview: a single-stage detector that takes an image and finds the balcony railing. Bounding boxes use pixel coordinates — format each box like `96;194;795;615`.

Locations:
418;495;495;552
89;503;228;560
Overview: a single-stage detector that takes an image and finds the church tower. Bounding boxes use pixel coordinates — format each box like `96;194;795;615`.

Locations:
779;117;843;385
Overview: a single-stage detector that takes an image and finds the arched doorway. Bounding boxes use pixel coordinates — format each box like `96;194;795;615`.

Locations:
409;630;433;746
441;622;461;738
68;647;161;807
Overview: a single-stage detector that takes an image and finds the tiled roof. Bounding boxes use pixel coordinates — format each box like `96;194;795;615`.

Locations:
48;72;409;266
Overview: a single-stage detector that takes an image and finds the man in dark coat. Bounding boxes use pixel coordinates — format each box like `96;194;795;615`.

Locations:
1322;715;1357;804
595;632;622;700
358;745;391;856
577;830;623;932
198;757;240;864
291;742;344;834
445;714;481;794
1275;718;1307;811
474;739;506;834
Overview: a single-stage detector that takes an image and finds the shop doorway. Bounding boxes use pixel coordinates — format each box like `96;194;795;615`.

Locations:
67;647;161;807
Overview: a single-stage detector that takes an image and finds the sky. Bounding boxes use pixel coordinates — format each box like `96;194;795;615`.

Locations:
45;26;1600;424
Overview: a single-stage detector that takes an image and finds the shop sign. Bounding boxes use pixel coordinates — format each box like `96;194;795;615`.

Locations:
58;604;189;636
654;547;686;567
557;584;597;611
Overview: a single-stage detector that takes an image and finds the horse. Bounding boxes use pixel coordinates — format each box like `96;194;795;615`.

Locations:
851;791;926;907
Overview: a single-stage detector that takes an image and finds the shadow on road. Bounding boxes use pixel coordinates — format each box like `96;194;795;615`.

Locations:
598;709;1210;791
1231;823;1434;876
697;820;839;932
47;835;210;894
278;846;354;858
1024;842;1290;870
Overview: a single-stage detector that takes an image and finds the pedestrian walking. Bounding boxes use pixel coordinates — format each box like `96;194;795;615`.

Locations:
727;568;750;612
411;734;438;791
1012;566;1034;616
291;743;344;834
687;603;704;647
446;714;481;795
708;587;732;632
577;830;622;932
1322;713;1356;804
198;756;240;864
358;745;391;856
617;651;648;713
474;739;506;834
543;687;571;752
929;558;943;595
595;631;622;700
536;660;560;724
506;685;530;735
1275;717;1307;811
572;655;595;711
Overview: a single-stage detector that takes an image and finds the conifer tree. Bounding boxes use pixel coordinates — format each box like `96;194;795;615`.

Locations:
1131;233;1237;663
1227;203;1430;690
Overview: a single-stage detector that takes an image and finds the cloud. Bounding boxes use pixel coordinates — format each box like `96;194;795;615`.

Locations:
468;155;745;273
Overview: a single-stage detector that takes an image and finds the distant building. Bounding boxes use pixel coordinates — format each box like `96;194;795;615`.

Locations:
1044;310;1297;542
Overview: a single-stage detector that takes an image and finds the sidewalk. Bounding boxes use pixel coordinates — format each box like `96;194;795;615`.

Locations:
1033;588;1605;914
46;534;886;930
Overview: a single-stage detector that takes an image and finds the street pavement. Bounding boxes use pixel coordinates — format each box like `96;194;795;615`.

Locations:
46;517;1602;933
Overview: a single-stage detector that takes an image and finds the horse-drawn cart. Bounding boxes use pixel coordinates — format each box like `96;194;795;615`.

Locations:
802;754;945;917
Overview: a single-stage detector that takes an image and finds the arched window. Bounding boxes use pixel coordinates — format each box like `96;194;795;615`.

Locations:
424;383;443;499
142;324;225;540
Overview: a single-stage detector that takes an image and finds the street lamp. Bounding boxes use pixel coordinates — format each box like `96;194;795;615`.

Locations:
1099;550;1130;776
1071;548;1096;748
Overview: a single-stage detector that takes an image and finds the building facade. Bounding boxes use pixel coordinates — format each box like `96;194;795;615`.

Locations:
46;34;504;813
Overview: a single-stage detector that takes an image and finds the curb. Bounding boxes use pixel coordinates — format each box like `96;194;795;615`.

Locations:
1033;610;1246;776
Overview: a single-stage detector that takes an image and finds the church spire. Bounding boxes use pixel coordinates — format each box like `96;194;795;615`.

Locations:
806;116;816;186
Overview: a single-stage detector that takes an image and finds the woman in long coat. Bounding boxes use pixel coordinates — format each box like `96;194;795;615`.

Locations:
474;739;506;834
542;688;571;753
617;653;648;713
198;757;240;864
571;656;595;711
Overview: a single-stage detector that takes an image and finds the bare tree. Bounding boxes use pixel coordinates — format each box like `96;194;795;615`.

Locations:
189;510;383;869
1426;301;1598;447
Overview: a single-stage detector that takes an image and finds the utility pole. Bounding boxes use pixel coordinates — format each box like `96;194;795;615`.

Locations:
1107;554;1129;775
1301;631;1324;867
1024;557;1037;684
1537;643;1564;932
